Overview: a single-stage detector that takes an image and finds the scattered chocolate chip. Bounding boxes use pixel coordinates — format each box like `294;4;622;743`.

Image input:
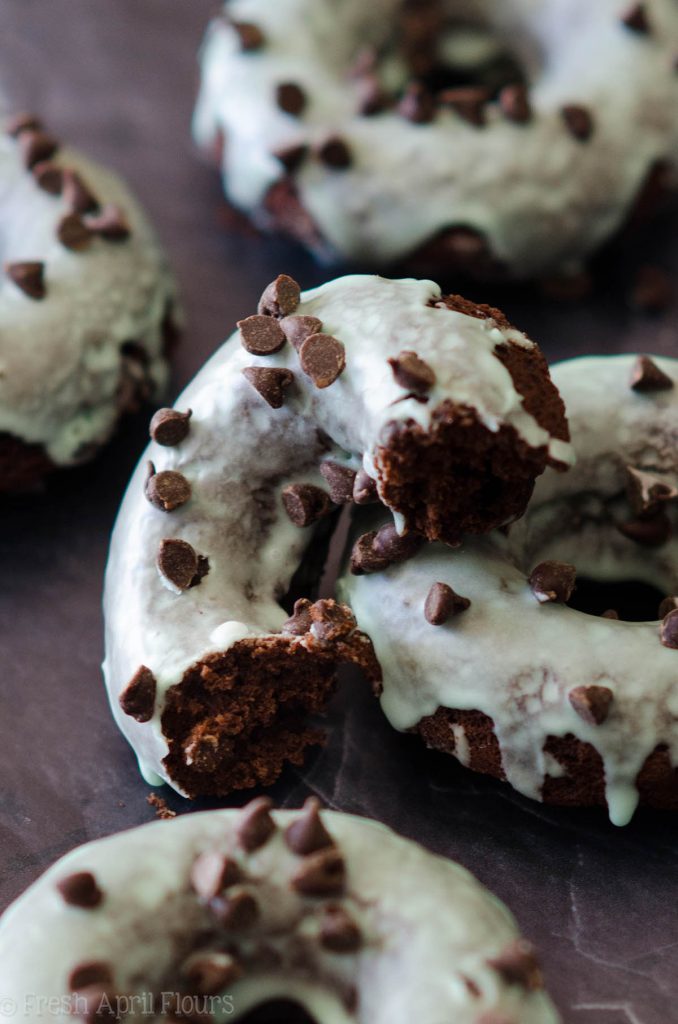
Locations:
561;104;593;141
232;21;265;51
602;609;620;620
5;261;46;300
281;598;313;636
320;905;362;953
299;333;346;388
238;315;286;356
440;87;489;127
242;366;294;408
183;952;242;996
569;684;614;725
118;665;157;722
190;851;241;901
499;83;532;123
258;274;301;318
630;265;672;312
625;466;677;516
349;531;388;575
398;82;435;124
210;889;259;929
316;136;352;170
658;595;678;619
85;204;130;241
62;169;99;214
424;582;471;625
276;82;307;117
388;350;436;395
282;483;334;527
280;315;323;350
529;561;576;603
237;796;276;851
57;212;92;251
68;963;113;992
6;112;42;137
19;128;59;168
487;940;542;991
660;608;678;649
358;76;389;116
617;511;672;547
621;2;650;32
273;144;309;174
285;797;334;856
629;355;674;392
351;523;424;575
291;848;346;896
320;462;356;504
310;600;357;642
353;469;379;505
33;160;63;195
149;407;192;446
57;872;103;909
157;538;209;591
145;468;192;512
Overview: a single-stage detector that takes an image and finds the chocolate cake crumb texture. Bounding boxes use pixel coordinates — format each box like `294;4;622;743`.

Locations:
146;793;176;820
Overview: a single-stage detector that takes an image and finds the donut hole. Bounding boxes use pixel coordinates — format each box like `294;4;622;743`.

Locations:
566;576;667;623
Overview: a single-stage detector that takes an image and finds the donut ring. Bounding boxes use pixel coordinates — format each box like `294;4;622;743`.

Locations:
193;0;678;276
341;354;678;826
0;801;559;1023
0;112;176;491
103;274;571;798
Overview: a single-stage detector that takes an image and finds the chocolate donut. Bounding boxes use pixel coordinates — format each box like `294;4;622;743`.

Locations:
193;0;678;276
0;801;559;1023
103;274;570;798
0;112;176;491
340;354;678;825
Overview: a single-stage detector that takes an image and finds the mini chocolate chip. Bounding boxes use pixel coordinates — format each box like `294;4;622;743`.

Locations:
625;466;677;516
157;538;208;591
424;582;471;625
398;82;435;124
659;596;678;619
621;2;650;32
320;462;356;504
210;889;259;929
33;160;63;195
291;848;346;896
149;408;192;446
190;851;241;901
660;609;678;649
630;265;672;312
85;204;130;241
358;76;389;116
353;469;379;505
310;600;357;642
273;144;309;174
316;136;352;169
276;82;307;117
629;355;674;392
282;483;334;527
280;315;323;350
57;212;92;251
285;797;334;855
499;83;532;124
183;952;242;997
57;872;103;909
68;963;114;992
242;366;294;408
6;112;42;137
529;561;576;603
349;531;389;575
281;598;313;636
299;333;346;388
238;315;286;355
440;86;489;126
561;105;594;141
232;21;265;51
372;523;424;564
118;665;156;722
258;274;301;317
19;128;59;168
617;511;672;547
5;261;46;299
320;905;362;953
237;796;276;851
62;169;99;214
145;469;192;512
487;940;542;991
388;350;436;394
602;609;620;620
569;685;614;725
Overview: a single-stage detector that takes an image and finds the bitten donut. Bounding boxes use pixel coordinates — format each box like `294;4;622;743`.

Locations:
0;111;176;492
341;354;678;826
103;274;571;798
0;801;559;1023
193;0;678;276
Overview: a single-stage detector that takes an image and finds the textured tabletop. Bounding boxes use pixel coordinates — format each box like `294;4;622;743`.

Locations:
1;3;677;1022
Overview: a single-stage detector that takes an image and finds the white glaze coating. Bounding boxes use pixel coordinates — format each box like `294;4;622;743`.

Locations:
0;808;560;1023
194;0;678;274
340;355;678;826
103;275;571;791
0;132;174;465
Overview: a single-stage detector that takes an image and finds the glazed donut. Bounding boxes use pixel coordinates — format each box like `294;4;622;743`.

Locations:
103;274;571;798
340;354;678;826
0;111;176;492
0;801;559;1023
193;0;678;276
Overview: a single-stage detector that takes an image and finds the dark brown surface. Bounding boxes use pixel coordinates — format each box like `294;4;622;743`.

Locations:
1;3;678;1022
